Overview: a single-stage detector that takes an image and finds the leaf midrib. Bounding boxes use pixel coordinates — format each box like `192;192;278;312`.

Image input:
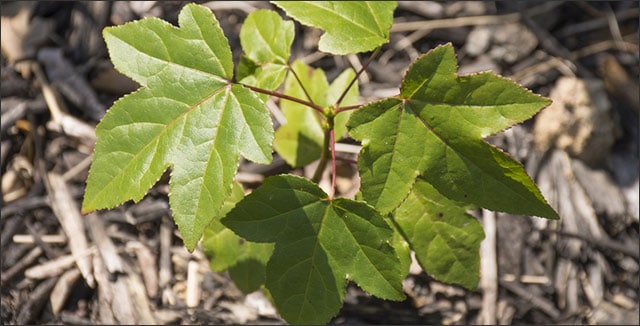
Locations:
296;202;332;322
111;27;229;85
405;105;536;210
303;2;381;37
331;202;397;291
86;86;227;209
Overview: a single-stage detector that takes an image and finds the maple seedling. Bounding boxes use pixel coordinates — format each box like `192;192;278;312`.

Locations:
82;2;558;324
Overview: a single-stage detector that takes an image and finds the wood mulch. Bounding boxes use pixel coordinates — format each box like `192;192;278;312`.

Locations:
1;1;638;324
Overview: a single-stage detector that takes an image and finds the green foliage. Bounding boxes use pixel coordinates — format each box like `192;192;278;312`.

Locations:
272;1;397;54
348;44;558;219
394;179;484;289
84;2;559;324
237;9;293;98
221;175;405;324
82;3;273;251
202;182;273;293
274;60;358;167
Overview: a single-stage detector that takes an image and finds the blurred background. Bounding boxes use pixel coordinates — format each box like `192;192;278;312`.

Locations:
1;1;638;324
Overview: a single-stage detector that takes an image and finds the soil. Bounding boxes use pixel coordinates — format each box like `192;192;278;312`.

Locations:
1;1;638;325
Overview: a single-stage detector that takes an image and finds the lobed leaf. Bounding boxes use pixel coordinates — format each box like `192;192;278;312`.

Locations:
272;1;397;54
83;4;274;251
222;175;405;324
348;43;558;219
237;9;293;100
240;9;294;65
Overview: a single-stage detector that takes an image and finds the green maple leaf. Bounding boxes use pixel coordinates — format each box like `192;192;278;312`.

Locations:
82;4;274;251
394;179;484;289
348;43;558;219
222;175;405;324
274;60;358;167
272;1;397;54
237;9;294;99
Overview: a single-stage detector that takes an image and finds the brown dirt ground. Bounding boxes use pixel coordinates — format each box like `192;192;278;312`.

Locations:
1;1;638;325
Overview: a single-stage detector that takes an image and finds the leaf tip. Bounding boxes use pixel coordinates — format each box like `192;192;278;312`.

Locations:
80;207;94;216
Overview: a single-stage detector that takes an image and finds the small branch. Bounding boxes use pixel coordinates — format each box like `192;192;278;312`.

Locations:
329;129;337;199
287;64;314;104
478;209;497;325
334;47;381;107
312;126;332;183
334;104;362;114
240;83;324;113
335;93;402;114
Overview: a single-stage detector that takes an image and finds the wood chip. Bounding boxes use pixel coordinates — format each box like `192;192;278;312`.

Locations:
477;209;497;325
45;172;95;287
25;253;76;280
110;277;138;324
159;217;173;290
1;246;42;287
121;259;157;324
50;268;81;315
127;241;159;298
37;48;106;121
87;213;124;274
186;260;201;310
16;277;58;324
500;279;560;320
91;253;115;324
13;233;66;244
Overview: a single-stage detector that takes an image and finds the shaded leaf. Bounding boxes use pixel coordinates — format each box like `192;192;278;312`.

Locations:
394;179;484;289
202;182;274;294
240;9;293;65
222;175;404;324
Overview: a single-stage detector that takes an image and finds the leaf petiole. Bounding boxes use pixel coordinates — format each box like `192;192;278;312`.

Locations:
334;47;381;108
329;128;337;199
239;82;325;114
287;64;315;104
312;107;336;185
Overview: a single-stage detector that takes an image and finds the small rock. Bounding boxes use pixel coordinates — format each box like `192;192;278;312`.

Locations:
534;77;622;165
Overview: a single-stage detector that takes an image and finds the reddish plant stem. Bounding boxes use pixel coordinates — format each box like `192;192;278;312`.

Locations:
334;104;361;113
287;65;314;104
239;82;324;113
329;129;337;200
334;47;381;107
312;127;331;184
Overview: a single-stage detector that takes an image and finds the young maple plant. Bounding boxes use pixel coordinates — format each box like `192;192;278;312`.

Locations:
82;2;559;324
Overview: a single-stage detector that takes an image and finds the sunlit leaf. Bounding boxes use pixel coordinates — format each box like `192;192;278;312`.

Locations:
348;43;558;219
83;4;274;250
272;1;397;54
